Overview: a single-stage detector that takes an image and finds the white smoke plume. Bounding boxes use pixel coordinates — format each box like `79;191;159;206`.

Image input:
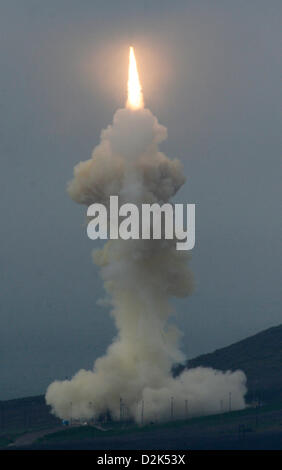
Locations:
45;106;247;423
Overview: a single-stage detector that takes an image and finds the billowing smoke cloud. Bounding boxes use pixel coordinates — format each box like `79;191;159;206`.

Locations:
46;107;247;423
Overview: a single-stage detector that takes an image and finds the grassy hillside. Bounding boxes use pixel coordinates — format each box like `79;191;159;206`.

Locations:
176;324;282;403
0;395;60;433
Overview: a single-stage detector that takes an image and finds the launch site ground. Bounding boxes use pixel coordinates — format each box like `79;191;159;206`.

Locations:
2;400;282;450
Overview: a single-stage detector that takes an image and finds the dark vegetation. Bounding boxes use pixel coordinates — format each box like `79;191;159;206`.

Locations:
0;395;60;437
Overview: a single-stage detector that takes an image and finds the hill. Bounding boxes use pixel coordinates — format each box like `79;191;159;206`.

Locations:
0;395;60;434
176;324;282;403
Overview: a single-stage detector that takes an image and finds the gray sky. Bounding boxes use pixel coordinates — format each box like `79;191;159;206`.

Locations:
0;0;281;399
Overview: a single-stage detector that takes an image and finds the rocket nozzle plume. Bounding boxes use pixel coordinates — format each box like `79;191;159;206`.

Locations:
126;46;144;110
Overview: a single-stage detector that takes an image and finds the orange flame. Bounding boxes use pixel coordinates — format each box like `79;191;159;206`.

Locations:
126;46;144;110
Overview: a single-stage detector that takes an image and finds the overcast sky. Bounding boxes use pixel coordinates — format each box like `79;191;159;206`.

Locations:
0;0;281;400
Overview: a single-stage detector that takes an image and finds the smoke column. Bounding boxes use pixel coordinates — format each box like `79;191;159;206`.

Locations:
46;48;247;423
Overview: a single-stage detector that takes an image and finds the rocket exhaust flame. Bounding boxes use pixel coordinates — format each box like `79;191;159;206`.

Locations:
126;46;144;110
45;47;247;424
